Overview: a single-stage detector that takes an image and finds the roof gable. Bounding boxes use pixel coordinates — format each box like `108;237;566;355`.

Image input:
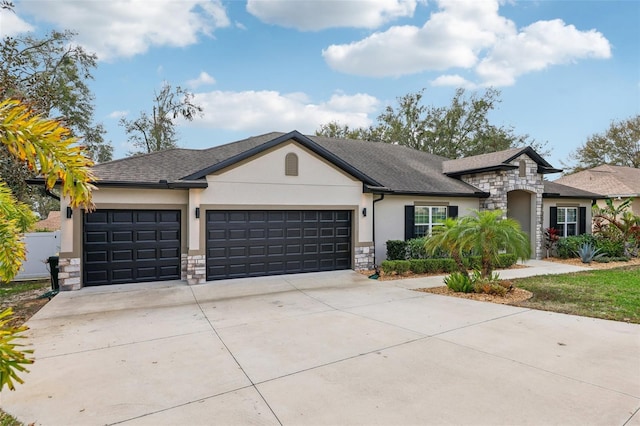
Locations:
443;147;562;176
182;131;380;186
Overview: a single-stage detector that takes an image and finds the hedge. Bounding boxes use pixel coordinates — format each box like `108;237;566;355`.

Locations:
381;253;518;275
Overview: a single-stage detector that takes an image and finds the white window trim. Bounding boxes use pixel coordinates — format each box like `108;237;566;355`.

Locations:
557;206;578;237
414;206;447;237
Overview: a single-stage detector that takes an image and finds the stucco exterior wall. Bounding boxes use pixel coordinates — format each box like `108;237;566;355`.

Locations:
201;142;373;245
374;195;480;263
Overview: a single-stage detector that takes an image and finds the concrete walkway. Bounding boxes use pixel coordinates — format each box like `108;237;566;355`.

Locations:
3;262;639;426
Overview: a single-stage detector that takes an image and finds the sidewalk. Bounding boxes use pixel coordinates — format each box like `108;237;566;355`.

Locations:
388;259;591;289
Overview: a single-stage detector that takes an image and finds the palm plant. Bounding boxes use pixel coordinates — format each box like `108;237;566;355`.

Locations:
424;217;470;278
457;210;531;278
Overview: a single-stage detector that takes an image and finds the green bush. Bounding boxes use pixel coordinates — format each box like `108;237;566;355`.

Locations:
556;234;596;258
409;259;426;274
386;240;407;261
444;272;474;293
406;237;428;259
395;260;410;274
380;260;396;274
593;238;625;257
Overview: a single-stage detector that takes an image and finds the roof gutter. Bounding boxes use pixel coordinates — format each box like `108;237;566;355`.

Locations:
364;185;490;198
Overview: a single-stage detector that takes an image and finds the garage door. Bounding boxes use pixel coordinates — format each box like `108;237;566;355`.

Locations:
83;210;181;286
206;210;351;280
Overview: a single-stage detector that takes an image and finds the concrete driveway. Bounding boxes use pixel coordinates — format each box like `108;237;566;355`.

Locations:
4;269;640;426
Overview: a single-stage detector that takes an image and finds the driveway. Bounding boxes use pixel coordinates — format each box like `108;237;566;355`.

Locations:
4;269;640;425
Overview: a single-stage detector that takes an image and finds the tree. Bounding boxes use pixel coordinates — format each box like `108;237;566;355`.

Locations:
0;99;95;391
120;83;203;155
0;28;111;216
457;210;531;278
567;115;640;173
316;88;548;159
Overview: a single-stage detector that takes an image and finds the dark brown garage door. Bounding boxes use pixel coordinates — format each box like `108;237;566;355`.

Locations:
83;210;181;286
206;210;351;280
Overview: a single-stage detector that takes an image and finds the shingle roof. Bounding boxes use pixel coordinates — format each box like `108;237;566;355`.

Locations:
554;165;640;197
92;131;486;196
543;181;602;199
443;146;561;176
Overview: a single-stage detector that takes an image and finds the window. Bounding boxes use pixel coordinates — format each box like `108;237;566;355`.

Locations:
285;153;298;176
414;206;447;237
557;207;578;237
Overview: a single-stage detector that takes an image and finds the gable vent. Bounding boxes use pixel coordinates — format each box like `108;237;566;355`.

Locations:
285;152;298;176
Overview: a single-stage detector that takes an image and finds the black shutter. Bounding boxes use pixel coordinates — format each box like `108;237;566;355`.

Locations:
448;205;458;219
404;205;415;240
550;207;558;231
579;207;587;235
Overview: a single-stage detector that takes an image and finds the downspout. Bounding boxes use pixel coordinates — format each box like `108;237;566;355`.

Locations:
372;193;385;266
44;188;60;201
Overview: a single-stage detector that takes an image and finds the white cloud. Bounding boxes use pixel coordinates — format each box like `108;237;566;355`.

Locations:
190;90;379;133
247;0;417;31
108;110;129;119
0;7;34;36
430;74;476;89
476;19;611;86
187;71;216;88
323;0;611;86
17;0;230;61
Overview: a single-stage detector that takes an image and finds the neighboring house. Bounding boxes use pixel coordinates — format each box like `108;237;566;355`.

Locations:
45;131;599;290
33;210;61;231
554;165;640;215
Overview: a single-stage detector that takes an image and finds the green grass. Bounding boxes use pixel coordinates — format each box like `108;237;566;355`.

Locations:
512;265;640;323
0;279;50;298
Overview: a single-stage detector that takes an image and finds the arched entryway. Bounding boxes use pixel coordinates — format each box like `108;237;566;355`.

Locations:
507;190;536;258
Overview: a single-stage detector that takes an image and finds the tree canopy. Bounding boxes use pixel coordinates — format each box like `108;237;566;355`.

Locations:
316;88;547;159
0;28;111;217
567;115;640;173
120;83;203;155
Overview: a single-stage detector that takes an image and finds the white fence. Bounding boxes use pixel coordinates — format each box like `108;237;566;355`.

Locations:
14;231;61;280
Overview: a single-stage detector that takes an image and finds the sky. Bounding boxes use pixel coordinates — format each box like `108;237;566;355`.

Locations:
1;0;639;176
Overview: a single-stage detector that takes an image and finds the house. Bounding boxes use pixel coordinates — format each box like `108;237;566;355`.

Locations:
33;210;61;231
50;131;599;290
554;165;640;215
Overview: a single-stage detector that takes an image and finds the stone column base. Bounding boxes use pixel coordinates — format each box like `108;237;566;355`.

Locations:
186;254;206;285
58;257;82;291
354;244;375;271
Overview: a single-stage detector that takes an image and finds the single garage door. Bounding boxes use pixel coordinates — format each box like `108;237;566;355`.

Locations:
83;210;181;286
206;210;351;280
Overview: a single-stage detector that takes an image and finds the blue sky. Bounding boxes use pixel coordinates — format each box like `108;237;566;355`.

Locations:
2;0;639;175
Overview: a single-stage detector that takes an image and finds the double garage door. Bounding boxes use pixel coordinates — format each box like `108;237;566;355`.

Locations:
83;209;351;285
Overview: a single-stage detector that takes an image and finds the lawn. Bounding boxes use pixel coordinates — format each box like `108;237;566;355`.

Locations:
512;265;640;323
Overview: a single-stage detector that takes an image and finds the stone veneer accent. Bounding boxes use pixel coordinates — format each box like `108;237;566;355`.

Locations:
58;257;82;291
458;155;544;260
354;244;375;270
185;254;206;285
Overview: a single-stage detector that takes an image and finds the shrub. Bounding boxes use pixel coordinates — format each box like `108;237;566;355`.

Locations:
386;240;407;261
444;272;474;293
495;253;517;268
593;237;625;257
406;237;429;259
595;256;630;263
380;260;396;274
409;259;427;274
395;260;411;274
556;234;596;258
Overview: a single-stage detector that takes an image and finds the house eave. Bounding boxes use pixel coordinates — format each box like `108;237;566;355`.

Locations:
542;192;600;200
444;165;517;177
27;178;208;189
364;185;489;198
